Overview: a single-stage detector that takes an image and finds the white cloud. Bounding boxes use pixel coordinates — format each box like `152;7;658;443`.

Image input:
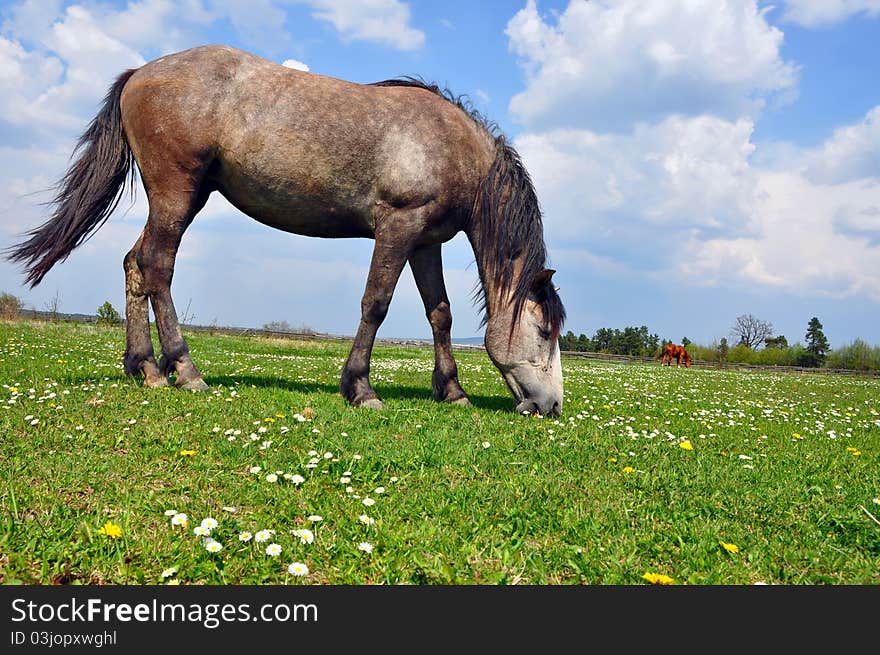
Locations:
516;103;880;302
306;0;425;50
683;172;880;299
505;0;798;131
516;115;760;246
777;0;880;27
802;106;880;184
282;58;309;71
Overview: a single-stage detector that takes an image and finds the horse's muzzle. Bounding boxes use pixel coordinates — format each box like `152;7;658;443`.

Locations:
516;398;562;418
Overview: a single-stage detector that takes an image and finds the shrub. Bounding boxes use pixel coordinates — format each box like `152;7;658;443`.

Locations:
96;301;122;326
0;292;23;320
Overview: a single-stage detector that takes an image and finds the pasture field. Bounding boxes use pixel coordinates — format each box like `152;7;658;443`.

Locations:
1;319;878;585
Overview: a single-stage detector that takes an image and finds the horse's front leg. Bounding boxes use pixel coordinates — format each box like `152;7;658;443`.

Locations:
408;243;469;405
340;229;414;409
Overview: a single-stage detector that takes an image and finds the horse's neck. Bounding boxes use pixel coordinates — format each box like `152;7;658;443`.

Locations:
465;225;521;322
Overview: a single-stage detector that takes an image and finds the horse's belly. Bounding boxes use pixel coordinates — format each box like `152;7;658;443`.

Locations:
215;176;375;239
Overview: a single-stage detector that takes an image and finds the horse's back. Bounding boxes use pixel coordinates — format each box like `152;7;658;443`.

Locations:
120;45;494;238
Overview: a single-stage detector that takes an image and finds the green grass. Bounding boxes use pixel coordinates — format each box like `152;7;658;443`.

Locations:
1;320;878;585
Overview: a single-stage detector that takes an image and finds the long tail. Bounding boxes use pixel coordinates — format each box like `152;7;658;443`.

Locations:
5;68;138;287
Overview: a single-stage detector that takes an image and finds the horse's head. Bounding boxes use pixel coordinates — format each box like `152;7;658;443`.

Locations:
484;269;564;417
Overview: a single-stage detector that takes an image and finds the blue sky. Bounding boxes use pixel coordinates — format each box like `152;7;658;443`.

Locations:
1;0;879;350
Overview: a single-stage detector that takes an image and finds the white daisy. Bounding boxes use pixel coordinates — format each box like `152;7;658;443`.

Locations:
288;562;309;576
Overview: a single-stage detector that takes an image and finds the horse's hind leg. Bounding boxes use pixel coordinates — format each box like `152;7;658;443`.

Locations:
138;186;211;391
123;231;165;387
408;244;469;405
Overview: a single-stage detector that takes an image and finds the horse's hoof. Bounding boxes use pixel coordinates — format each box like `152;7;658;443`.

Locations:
144;376;169;389
358;398;385;410
449;396;471;406
177;378;210;392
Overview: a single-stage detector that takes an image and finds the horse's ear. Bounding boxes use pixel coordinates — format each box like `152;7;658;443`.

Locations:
531;268;555;291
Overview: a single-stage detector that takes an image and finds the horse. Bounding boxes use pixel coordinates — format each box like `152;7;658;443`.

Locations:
658;343;692;368
6;45;566;417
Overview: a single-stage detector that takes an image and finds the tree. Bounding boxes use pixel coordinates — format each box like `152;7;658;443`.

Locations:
716;337;729;364
0;292;23;320
263;320;293;331
804;317;829;365
730;314;774;349
96;301;122;326
764;335;788;349
681;337;691;349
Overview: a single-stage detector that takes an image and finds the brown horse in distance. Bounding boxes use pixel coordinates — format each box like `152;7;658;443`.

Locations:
658;343;692;368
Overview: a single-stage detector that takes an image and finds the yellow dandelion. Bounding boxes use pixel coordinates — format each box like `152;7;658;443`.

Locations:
608;457;617;463
720;541;740;554
180;449;196;456
792;433;802;439
642;572;675;585
622;466;635;474
847;448;861;456
264;417;275;422
679;441;693;451
98;521;123;539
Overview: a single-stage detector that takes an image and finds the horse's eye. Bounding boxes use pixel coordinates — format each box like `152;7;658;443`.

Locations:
538;327;551;340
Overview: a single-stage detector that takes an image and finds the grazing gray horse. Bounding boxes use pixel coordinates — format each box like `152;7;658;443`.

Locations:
7;45;566;416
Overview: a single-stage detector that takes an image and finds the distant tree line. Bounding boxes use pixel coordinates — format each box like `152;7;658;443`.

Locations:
559;314;880;372
558;325;660;357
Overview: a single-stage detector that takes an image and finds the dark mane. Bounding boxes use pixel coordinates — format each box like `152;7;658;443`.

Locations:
370;77;566;339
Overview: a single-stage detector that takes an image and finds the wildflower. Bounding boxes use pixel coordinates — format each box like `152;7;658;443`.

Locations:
201;518;218;529
166;579;180;585
374;487;385;494
642;572;674;585
265;543;283;556
324;452;333;459
292;528;314;545
239;531;253;542
265;473;278;483
721;541;740;554
180;449;195;457
357;542;373;554
359;514;375;526
171;513;188;527
307;515;323;522
222;506;237;513
622;466;635;474
255;530;274;543
679;441;693;451
340;476;351;484
288;562;309;576
792;432;803;440
161;567;177;579
164;509;178;517
290;474;305;486
204;540;223;553
362;497;375;507
194;525;212;536
482;441;491;449
98;521;123;539
249;466;262;474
